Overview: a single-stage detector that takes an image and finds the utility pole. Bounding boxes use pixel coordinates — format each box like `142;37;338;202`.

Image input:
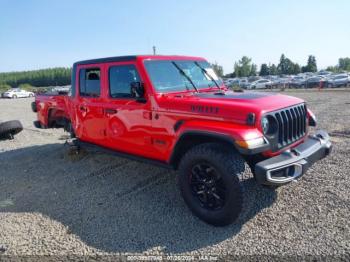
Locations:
153;46;156;55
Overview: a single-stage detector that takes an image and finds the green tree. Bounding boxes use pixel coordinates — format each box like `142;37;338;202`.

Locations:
18;83;35;92
277;54;302;74
269;64;278;75
250;63;257;76
305;55;317;72
211;62;224;77
224;72;236;78
338;57;350;71
292;63;301;74
326;66;340;73
259;64;269;76
0;67;72;88
277;54;296;74
277;54;287;74
234;56;252;77
0;83;11;94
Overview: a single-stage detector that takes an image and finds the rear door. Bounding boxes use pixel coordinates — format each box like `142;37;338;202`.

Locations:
75;65;106;145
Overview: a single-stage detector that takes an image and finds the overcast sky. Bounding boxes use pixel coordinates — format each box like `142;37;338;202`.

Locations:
0;0;349;73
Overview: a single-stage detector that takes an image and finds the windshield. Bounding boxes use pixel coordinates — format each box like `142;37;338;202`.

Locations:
144;60;223;93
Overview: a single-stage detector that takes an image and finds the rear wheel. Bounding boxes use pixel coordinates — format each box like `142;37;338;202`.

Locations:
178;143;245;226
0;120;23;139
31;101;37;112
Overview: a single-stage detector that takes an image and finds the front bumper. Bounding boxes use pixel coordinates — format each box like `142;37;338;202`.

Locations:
255;130;332;186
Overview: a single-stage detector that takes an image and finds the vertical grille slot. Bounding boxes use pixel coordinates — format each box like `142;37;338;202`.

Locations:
271;104;307;150
286;110;293;141
281;111;288;143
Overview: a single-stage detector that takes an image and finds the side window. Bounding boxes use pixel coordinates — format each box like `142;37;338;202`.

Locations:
79;68;101;97
109;64;140;98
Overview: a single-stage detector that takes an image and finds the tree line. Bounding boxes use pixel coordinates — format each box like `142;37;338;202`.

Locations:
211;55;350;78
0;67;71;88
224;54;318;78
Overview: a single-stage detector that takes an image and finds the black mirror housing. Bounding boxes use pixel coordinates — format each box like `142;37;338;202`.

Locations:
130;82;145;98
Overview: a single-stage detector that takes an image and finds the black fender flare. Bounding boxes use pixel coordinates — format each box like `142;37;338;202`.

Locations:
169;130;237;168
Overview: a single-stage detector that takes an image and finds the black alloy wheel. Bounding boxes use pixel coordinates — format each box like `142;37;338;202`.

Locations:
190;163;226;210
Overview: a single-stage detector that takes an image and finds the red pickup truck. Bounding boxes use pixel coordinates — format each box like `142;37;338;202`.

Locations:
32;55;332;226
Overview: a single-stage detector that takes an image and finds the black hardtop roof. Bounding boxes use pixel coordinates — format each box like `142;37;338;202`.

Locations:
74;56;137;66
74;55;205;66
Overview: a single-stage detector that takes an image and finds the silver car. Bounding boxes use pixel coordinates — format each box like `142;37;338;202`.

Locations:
327;74;349;88
247;79;273;89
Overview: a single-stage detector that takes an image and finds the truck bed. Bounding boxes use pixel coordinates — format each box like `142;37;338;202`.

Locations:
34;93;70;128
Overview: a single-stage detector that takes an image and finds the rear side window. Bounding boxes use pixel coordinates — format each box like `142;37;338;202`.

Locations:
79;68;101;97
109;65;140;98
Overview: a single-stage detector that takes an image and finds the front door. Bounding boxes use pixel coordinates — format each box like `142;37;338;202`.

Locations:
104;62;155;158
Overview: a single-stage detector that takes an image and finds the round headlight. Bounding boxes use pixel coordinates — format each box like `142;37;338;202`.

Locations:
261;115;278;136
261;117;270;134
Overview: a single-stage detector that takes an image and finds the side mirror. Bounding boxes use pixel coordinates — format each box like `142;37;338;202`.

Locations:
130;82;146;102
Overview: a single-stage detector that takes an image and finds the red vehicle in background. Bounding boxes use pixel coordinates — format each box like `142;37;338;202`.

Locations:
32;55;332;226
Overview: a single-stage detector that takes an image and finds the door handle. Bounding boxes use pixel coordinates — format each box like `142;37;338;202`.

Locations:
104;108;118;114
79;106;87;112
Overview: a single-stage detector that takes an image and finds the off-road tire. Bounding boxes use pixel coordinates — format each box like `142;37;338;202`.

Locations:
178;143;245;226
0;120;23;139
31;101;37;112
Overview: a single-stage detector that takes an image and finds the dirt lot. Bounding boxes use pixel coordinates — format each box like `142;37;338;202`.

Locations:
0;91;349;260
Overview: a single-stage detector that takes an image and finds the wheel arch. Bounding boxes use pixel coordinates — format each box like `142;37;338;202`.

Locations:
169;131;237;169
47;107;68;128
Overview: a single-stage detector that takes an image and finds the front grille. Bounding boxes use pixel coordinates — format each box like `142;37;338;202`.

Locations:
273;104;307;149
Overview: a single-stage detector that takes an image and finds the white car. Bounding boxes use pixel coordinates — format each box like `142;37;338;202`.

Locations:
2;89;34;98
247;79;273;89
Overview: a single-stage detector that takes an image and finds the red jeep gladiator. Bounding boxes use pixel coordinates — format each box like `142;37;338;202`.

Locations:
32;55;332;226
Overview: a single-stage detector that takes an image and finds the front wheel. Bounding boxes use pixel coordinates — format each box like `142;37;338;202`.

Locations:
178;143;246;226
12;95;17;99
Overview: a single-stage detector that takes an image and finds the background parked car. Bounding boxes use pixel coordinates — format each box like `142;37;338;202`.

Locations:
224;78;239;87
247;79;273;89
2;88;35;98
306;76;326;88
317;70;332;77
326;74;349;88
223;70;350;91
290;76;307;88
239;78;249;89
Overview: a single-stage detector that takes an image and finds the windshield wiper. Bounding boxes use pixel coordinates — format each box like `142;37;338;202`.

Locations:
194;62;221;90
172;61;199;93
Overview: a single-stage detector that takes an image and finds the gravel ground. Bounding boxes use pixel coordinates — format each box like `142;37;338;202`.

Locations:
0;91;349;261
